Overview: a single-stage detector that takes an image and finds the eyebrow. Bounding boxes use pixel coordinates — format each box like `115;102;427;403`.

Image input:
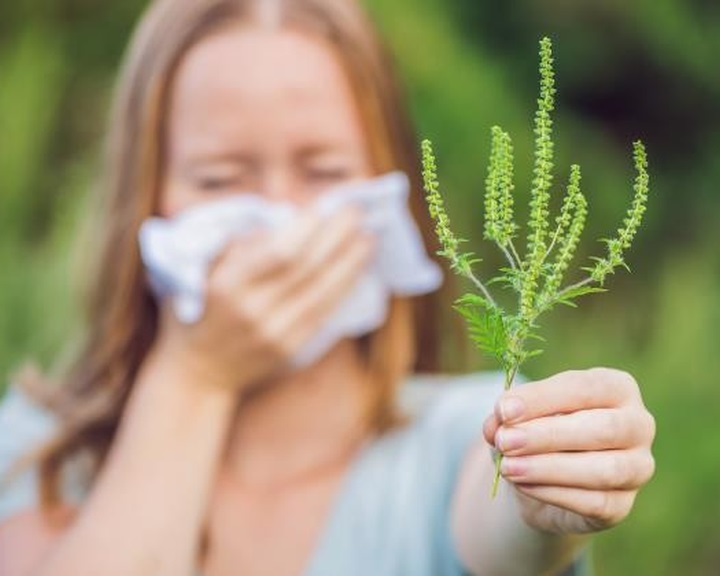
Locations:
177;141;357;169
295;143;355;159
181;151;258;168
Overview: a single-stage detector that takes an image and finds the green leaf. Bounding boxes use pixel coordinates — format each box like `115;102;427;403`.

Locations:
453;298;509;362
555;286;607;308
524;349;545;360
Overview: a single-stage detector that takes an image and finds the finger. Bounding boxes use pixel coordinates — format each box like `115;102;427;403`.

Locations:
501;449;655;491
514;484;636;530
267;233;376;353
483;412;500;447
494;368;642;426
495;407;655;455
212;207;350;285
209;228;268;281
269;206;368;301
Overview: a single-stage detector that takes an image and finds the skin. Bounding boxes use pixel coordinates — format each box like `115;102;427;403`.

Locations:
0;25;655;576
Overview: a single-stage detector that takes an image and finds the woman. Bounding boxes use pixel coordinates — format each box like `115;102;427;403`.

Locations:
0;0;655;575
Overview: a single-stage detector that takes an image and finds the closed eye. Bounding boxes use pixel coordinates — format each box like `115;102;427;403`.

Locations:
305;167;352;184
196;175;242;191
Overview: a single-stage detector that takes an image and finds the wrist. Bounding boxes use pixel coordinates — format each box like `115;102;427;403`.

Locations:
512;490;590;573
139;344;240;417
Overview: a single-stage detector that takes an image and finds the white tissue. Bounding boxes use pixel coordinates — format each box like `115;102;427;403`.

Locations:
139;172;443;368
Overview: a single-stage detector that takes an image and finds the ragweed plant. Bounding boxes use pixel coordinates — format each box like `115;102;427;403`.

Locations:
421;37;650;497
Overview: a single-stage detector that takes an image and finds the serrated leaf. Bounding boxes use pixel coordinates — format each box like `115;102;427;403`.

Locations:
453;301;509;362
455;293;491;308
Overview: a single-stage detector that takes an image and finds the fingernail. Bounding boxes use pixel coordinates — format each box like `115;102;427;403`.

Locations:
499;397;525;422
496;428;527;453
500;457;526;478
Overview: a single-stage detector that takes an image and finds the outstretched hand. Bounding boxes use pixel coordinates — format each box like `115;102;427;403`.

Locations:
483;368;656;534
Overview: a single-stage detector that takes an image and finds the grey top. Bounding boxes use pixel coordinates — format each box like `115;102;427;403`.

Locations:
0;372;590;576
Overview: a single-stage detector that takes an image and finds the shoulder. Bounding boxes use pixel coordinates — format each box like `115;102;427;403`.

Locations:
0;386;58;525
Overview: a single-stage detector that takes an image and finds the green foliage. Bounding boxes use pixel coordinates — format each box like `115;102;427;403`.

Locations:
3;1;720;572
483;126;517;250
421;37;650;497
538;164;587;306
588;142;650;285
522;37;557;321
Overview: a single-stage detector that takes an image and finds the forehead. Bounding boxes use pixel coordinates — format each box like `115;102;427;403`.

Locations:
168;25;362;146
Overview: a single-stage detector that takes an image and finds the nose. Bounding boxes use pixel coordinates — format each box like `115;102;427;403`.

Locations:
261;170;308;205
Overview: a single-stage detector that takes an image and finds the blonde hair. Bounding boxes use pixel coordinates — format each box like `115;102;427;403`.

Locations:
21;0;465;512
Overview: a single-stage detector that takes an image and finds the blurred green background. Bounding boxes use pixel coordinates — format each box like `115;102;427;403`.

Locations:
1;0;719;574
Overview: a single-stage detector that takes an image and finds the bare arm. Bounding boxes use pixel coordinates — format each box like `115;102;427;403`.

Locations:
451;439;586;576
23;352;237;576
0;506;75;576
0;207;372;576
452;368;655;576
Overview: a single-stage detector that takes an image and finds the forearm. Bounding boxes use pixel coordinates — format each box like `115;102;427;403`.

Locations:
451;439;587;576
34;350;238;576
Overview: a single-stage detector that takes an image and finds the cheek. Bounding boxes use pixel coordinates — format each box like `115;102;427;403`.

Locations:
156;189;178;218
157;180;196;218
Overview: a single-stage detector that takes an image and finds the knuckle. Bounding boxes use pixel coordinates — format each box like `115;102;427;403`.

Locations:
626;406;656;446
579;368;607;402
230;297;264;328
586;490;635;528
587;367;617;390
558;368;585;386
638;452;656;485
587;490;611;522
618;371;641;400
542;418;561;451
257;320;295;359
588;367;640;402
601;454;623;489
643;410;657;443
596;411;621;448
646;453;657;482
255;319;281;348
588;491;619;526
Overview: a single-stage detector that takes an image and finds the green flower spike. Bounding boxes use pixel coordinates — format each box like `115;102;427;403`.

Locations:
421;37;650;498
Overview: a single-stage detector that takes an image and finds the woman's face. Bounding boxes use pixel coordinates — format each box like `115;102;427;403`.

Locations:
159;25;373;217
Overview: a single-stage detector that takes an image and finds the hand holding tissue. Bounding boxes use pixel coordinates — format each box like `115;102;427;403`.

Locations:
139;172;443;368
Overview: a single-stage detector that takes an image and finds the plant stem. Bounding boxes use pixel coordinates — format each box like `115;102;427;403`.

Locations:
491;360;520;498
555;275;594;301
509;240;524;271
542;222;563;263
499;244;519;271
461;265;498;308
